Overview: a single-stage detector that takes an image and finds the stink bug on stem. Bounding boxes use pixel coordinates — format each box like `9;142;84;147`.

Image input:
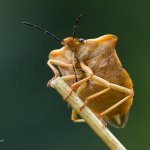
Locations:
22;15;134;128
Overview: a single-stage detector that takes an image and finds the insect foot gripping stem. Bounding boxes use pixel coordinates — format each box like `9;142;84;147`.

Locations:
80;100;88;111
98;114;107;128
47;60;60;87
47;74;59;87
47;80;53;88
47;74;59;88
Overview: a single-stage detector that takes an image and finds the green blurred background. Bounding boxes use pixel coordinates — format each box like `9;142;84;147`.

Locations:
0;0;149;149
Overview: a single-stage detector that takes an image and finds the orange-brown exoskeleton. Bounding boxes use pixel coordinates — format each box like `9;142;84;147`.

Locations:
22;15;134;128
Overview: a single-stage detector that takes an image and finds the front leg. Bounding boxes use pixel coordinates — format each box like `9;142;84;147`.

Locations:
47;59;73;87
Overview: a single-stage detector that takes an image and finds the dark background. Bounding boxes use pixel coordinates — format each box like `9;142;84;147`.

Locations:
0;0;149;149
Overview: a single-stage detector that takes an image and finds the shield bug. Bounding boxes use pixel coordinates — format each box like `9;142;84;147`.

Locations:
22;15;134;128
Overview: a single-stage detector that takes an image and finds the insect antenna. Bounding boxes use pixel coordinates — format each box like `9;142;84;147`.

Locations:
72;14;82;38
72;15;82;81
21;21;63;42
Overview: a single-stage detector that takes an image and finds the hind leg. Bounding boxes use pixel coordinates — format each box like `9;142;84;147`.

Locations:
77;63;133;126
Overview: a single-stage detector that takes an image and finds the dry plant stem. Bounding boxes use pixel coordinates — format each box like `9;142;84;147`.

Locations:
50;77;126;150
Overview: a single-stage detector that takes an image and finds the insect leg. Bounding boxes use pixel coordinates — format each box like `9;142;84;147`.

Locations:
61;75;76;81
47;59;73;87
61;74;83;81
92;75;133;95
71;109;85;123
80;88;111;110
99;95;132;117
78;63;133;99
71;82;87;123
80;61;93;76
48;59;73;68
47;63;59;87
91;75;133;125
64;75;93;99
76;82;87;96
79;62;109;110
64;61;93;99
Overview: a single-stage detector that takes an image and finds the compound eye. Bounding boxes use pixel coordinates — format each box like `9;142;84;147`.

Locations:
78;38;84;42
